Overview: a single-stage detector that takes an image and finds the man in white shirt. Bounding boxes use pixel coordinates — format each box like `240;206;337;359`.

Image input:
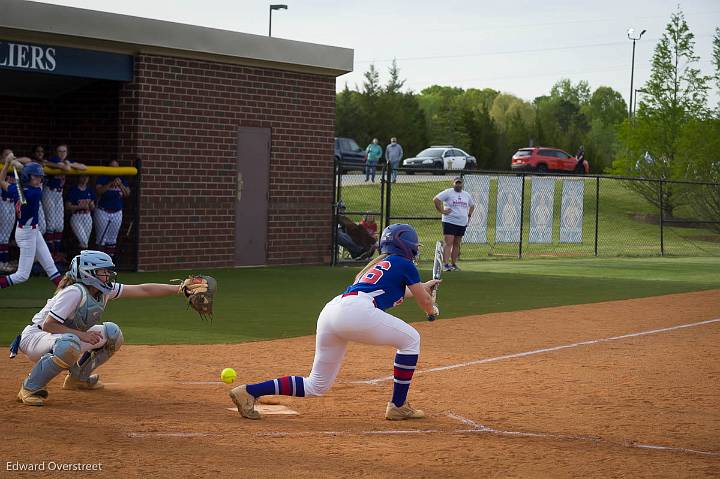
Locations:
433;177;475;271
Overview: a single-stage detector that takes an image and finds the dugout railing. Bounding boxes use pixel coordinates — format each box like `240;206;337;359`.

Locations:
333;161;720;264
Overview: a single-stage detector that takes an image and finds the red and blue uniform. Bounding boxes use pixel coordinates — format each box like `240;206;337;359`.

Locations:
67;185;96;207
1;183;60;288
344;255;421;310
9;184;42;227
45;156;66;191
43;156;66;253
0;177;19;264
67;185;96;249
96;176;128;212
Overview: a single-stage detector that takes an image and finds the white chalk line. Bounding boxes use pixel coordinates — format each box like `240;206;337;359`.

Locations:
128;432;223;438
126;413;720;458
445;412;720;458
353;318;720;384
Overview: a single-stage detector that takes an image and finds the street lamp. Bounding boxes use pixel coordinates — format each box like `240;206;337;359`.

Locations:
627;28;646;119
269;4;288;37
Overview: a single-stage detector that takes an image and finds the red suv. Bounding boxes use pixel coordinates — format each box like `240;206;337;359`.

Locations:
511;147;588;174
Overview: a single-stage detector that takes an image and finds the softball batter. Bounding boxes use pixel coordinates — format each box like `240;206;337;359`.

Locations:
230;223;439;420
0;152;61;289
13;249;208;406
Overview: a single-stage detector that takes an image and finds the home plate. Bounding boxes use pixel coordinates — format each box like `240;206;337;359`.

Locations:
226;405;299;415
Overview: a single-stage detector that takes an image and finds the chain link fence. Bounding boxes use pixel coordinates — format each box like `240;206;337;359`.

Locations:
333;161;720;264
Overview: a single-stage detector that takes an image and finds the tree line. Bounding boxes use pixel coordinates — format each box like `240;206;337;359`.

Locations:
337;64;627;174
336;8;719;222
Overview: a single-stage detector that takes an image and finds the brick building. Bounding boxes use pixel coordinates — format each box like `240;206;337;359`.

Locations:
0;0;352;270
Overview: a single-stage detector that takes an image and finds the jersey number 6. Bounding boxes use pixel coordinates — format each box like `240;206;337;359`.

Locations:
359;261;391;285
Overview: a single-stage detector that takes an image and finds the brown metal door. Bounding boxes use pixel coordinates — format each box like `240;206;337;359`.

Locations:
235;127;271;266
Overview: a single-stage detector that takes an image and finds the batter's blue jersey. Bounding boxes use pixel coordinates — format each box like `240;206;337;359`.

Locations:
1;181;18;202
9;184;41;226
344;255;421;310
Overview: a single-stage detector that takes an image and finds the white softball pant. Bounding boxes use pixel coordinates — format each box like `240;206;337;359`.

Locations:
20;324;108;362
70;212;93;248
303;292;420;397
41;189;64;232
94;209;122;246
8;226;58;284
0;200;14;244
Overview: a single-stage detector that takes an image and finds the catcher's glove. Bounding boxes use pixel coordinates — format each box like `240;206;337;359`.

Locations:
176;275;217;321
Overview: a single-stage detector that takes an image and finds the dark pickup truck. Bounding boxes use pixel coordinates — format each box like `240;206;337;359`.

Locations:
334;137;366;173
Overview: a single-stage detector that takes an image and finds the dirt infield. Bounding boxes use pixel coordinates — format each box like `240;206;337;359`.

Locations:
2;290;720;478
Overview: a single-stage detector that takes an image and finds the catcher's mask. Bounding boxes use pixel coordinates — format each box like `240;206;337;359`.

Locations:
379;223;420;262
67;250;117;295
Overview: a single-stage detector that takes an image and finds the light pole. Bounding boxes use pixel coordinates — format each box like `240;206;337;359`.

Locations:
627;28;646;119
269;4;288;37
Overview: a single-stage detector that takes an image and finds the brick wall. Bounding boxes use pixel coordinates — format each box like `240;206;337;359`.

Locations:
118;54;336;270
0;96;51;155
0;81;119;162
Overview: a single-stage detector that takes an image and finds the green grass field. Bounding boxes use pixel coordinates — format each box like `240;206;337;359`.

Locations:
339;175;720;259
1;257;717;346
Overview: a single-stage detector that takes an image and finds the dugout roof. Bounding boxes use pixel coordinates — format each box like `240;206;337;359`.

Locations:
0;0;354;81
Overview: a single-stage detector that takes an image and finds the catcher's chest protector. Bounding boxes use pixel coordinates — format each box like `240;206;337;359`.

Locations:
64;284;107;332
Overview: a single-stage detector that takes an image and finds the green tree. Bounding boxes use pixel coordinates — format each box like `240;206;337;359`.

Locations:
385;59;405;95
582;86;627;172
713;27;720;114
613;8;711;217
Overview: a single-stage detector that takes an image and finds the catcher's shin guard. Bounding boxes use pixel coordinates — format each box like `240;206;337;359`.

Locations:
23;334;81;392
67;322;123;383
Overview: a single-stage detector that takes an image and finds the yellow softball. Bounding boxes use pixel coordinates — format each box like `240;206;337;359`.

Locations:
220;368;237;384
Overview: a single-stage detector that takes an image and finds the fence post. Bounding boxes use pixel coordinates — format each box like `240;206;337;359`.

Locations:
379;164;386;233
331;160;341;266
518;173;526;259
384;163;392;229
659;179;665;256
594;176;599;257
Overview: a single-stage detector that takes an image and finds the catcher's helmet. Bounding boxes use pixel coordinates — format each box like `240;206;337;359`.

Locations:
20;162;44;183
379;223;420;261
67;250;117;294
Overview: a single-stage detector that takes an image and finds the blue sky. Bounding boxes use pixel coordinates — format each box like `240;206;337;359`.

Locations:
35;0;720;105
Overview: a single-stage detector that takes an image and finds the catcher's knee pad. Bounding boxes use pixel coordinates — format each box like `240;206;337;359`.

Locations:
52;334;82;368
397;329;420;356
103;322;123;353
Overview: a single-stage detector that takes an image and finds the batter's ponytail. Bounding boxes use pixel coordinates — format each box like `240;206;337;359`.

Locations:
353;254;388;284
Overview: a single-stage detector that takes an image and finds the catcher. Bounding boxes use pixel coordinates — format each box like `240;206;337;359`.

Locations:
11;250;215;406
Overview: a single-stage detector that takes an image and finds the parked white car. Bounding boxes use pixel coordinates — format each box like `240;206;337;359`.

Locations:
402;146;476;174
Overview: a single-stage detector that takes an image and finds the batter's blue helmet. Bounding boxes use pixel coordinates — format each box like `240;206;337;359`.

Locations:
20;162;44;183
67;250;117;295
379;223;420;261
